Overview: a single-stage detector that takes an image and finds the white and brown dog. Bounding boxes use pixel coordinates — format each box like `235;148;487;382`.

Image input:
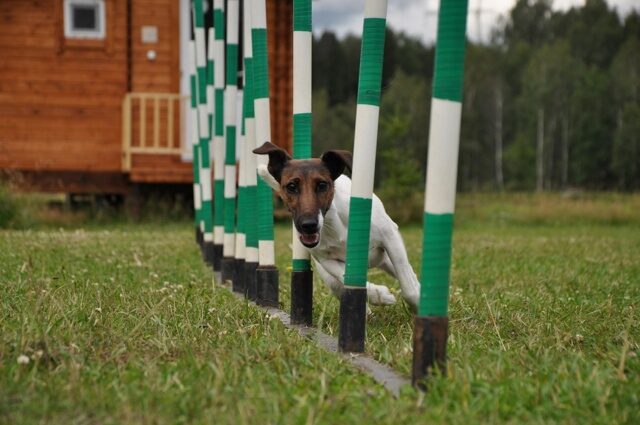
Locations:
253;142;420;311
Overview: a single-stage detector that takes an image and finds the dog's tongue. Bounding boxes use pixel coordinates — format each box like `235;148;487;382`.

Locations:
300;233;319;246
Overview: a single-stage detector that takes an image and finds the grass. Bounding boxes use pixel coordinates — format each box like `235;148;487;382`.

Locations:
1;193;639;424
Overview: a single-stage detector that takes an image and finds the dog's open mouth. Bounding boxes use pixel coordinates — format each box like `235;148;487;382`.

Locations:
299;232;320;248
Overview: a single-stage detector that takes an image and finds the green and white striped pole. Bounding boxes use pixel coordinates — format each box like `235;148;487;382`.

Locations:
339;0;388;353
251;0;279;307
189;35;203;248
193;0;215;265
290;0;313;325
412;0;469;389
221;0;239;285
212;0;226;281
243;0;260;301
234;82;247;294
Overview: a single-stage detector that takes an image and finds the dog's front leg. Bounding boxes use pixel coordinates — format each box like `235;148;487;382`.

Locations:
379;226;420;311
312;258;344;298
312;258;396;306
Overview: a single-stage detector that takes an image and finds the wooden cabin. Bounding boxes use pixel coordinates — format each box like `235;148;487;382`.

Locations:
0;0;292;195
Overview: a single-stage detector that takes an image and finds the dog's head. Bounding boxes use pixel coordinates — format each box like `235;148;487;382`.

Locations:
253;142;352;248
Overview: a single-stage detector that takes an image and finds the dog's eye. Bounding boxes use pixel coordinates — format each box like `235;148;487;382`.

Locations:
316;181;329;193
285;182;298;194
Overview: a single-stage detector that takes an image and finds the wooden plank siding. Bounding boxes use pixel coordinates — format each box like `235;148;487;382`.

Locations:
267;0;293;154
0;0;128;174
0;0;293;193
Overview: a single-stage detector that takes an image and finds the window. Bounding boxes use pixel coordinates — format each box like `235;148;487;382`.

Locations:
64;0;105;39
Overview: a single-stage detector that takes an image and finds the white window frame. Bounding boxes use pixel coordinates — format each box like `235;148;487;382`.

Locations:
64;0;106;40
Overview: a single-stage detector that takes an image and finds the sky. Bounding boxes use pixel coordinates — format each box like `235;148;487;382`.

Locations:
312;0;640;44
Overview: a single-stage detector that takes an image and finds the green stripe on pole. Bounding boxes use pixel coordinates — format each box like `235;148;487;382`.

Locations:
244;59;255;117
214;10;225;40
251;29;269;100
194;0;204;26
245;185;258;248
293;113;312;159
256;179;275;241
202;199;213;227
293;0;312;32
225;127;236;164
215;90;224;135
419;213;454;317
214;181;224;225
208;58;214;135
356;18;386;107
292;259;312;272
200;137;209;168
343;197;372;287
190;74;198;108
432;0;468;102
197;65;207;104
226;44;238;86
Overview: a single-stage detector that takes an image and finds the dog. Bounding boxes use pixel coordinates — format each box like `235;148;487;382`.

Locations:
253;142;420;311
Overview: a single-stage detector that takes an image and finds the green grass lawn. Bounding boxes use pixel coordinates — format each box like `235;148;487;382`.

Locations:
1;193;639;424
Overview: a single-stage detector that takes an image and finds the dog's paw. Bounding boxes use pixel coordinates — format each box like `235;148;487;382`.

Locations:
366;283;396;306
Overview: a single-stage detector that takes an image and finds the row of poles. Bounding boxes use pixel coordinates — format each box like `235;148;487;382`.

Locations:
188;0;469;388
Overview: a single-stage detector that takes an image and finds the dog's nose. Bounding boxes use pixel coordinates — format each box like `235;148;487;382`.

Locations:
300;217;318;234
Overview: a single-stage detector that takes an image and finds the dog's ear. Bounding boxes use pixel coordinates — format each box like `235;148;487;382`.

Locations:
253;141;292;182
320;150;352;180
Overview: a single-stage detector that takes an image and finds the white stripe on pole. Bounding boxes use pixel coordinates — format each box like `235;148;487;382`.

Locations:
364;0;387;18
424;98;462;215
254;98;270;163
224;165;236;198
293;33;312;114
246;120;257;187
201;168;212;201
227;0;239;44
350;104;380;198
225;86;238;136
259;240;275;265
251;0;266;28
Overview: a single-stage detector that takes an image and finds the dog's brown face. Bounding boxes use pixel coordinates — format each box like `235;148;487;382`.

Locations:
253;142;352;248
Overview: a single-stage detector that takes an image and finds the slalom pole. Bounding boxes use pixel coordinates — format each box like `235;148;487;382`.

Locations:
188;34;203;248
212;0;226;282
412;0;469;389
207;25;217;264
233;1;250;295
243;0;260;301
234;100;247;294
251;0;279;307
339;0;388;353
192;0;215;264
290;0;313;325
221;0;240;285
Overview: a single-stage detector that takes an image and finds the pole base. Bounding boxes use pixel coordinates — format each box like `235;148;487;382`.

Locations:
232;259;246;294
338;287;367;353
291;270;313;326
245;261;259;301
411;316;448;390
213;244;223;272
221;257;235;285
195;227;202;245
203;241;215;266
256;266;279;307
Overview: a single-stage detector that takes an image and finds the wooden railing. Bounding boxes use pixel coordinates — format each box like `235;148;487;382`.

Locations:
121;93;190;171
